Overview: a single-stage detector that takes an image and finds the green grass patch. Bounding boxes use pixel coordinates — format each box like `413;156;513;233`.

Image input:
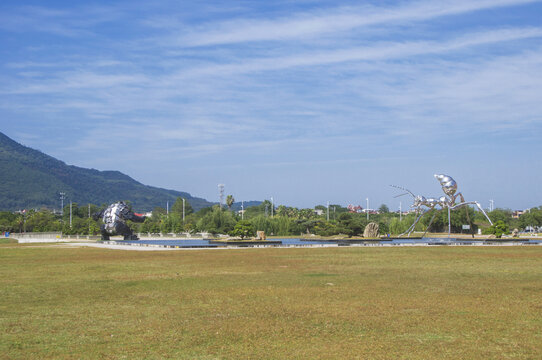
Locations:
0;245;541;359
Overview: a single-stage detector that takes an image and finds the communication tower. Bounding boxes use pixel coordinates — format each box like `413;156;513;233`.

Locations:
218;184;225;209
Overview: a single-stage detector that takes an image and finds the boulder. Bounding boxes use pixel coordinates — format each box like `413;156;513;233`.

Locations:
363;222;379;238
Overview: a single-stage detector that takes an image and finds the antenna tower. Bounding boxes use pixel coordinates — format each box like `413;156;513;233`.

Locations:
218;184;225;209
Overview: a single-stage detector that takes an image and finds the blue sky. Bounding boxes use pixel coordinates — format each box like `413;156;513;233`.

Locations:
1;0;541;210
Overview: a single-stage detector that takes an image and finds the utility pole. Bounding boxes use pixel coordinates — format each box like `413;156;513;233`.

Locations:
69;201;73;228
182;198;185;222
166;201;169;215
327;201;329;221
88;203;91;234
60;192;65;216
366;198;369;221
241;201;244;220
271;197;274;218
399;201;402;221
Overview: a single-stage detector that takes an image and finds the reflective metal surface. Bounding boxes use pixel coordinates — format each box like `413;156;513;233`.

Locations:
393;174;493;238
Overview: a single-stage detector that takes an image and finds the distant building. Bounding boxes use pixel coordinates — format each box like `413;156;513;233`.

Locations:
347;204;363;213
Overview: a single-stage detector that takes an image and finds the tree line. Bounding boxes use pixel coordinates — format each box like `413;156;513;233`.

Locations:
1;197;541;238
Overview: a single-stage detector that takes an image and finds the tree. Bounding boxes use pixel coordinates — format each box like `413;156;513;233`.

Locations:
378;204;390;213
226;195;235;210
230;220;254;239
152;207;167;219
171;197;193;217
196;206;236;234
483;220;509;238
487;209;513;224
336;213;366;237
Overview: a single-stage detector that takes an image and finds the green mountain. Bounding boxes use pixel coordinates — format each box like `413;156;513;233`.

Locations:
0;132;214;212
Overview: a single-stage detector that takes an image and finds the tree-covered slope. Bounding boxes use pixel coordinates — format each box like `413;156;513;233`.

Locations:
0;132;213;211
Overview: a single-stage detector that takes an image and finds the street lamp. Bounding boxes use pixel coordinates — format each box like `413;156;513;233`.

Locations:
60;192;65;216
366;198;369;221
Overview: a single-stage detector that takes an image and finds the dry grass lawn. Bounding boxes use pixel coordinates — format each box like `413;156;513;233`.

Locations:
1;244;541;359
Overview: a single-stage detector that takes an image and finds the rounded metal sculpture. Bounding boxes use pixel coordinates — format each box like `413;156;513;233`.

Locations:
93;201;146;240
392;174;493;237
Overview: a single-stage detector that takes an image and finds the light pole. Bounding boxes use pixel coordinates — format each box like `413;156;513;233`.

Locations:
60;192;65;216
366;198;369;221
327;201;329;221
69;201;73;228
241;201;244;220
399;201;402;222
182;198;185;222
271;197;274;218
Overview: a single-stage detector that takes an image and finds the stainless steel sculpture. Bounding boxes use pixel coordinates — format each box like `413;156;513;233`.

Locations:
392;174;493;237
93;201;146;240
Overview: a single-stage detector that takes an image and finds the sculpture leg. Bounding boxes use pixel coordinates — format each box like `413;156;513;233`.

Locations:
448;207;451;238
463;205;475;238
100;225;110;240
115;222;138;240
450;201;493;226
399;211;425;238
422;210;439;238
474;202;493;226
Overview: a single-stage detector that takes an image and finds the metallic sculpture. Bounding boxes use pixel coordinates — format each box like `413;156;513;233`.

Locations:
392;174;493;237
93;201;146;240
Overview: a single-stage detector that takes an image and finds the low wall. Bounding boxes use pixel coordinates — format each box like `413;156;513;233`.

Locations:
10;232;101;243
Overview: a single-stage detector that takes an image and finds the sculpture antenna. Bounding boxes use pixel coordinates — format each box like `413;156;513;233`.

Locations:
390;185;415;199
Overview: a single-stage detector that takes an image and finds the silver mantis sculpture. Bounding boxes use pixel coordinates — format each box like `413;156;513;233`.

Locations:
392;174;493;237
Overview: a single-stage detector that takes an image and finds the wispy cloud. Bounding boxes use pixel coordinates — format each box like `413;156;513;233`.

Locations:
171;0;542;46
1;0;541;207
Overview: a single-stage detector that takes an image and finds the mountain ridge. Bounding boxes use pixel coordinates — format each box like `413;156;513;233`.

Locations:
0;131;214;211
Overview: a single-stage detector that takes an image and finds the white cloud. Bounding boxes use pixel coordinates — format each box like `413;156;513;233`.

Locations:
1;0;542;208
172;0;542;46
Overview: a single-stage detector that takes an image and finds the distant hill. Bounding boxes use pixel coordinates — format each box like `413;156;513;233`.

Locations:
0;131;214;212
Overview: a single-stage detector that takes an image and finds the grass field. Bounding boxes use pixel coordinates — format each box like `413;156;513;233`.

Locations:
1;244;541;359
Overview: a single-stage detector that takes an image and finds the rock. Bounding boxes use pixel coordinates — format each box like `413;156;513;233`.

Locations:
363;222;379;238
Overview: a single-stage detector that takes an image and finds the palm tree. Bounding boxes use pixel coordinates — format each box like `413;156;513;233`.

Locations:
226;195;235;210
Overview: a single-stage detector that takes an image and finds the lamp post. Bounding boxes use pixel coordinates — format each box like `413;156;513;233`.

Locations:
182;198;185;223
69;201;73;228
60;192;65;216
366;198;369;221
